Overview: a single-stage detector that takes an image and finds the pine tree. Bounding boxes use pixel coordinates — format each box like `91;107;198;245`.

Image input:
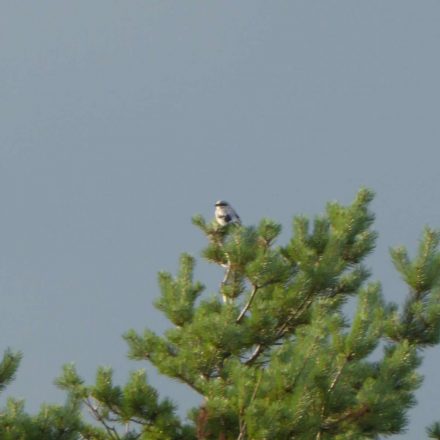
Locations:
58;189;440;439
0;349;84;439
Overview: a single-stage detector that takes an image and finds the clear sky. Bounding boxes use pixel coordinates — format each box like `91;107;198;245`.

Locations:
1;2;440;438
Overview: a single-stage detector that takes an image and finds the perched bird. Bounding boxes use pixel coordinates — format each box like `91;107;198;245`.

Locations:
215;200;241;226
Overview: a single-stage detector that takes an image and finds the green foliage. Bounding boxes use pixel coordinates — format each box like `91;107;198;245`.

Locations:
0;350;86;440
428;421;440;439
56;364;193;439
6;188;439;438
0;397;83;440
155;254;205;327
389;227;440;346
0;349;22;394
122;188;440;439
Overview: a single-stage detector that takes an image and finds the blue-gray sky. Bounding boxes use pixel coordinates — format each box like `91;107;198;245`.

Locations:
1;2;440;437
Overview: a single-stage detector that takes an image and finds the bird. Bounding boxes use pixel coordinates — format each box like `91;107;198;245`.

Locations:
214;200;241;226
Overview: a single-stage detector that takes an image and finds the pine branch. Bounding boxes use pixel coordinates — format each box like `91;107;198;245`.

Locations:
221;262;232;304
427;421;440;439
327;357;349;394
277;294;315;337
244;292;315;366
316;357;350;440
237;372;263;440
236;285;259;323
174;372;204;395
245;344;264;366
323;404;370;428
84;398;120;440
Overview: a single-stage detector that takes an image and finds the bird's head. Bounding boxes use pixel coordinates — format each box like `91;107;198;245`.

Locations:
215;200;229;207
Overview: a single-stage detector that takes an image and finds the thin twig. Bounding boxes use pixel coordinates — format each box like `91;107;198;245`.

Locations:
222;262;231;284
327;358;348;394
236;285;259;323
276;293;314;338
245;293;315;366
84;398;120;440
174;372;204;395
316;357;350;440
237;372;263;440
221;260;232;303
245;344;263;366
323;404;370;429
